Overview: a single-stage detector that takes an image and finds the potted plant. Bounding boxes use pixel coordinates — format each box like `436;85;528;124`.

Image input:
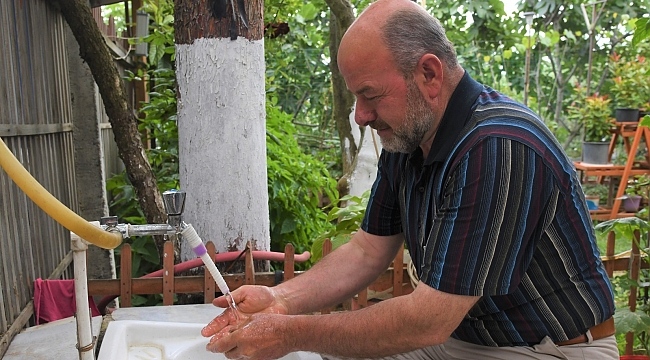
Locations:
621;175;649;213
609;53;650;122
568;88;614;164
595;217;650;359
583;182;609;210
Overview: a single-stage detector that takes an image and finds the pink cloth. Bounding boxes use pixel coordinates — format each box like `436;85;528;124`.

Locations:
33;278;101;325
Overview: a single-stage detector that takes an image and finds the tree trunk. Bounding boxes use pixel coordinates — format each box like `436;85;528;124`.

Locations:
50;0;167;257
175;0;270;262
325;0;356;197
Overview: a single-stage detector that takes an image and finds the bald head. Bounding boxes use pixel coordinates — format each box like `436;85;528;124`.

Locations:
339;0;459;78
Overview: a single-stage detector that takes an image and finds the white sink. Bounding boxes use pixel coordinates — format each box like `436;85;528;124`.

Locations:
98;319;322;360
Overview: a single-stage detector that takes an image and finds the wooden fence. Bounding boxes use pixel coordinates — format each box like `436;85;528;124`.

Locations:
87;239;414;315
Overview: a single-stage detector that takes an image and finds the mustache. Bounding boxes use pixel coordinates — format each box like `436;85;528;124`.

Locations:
369;120;389;131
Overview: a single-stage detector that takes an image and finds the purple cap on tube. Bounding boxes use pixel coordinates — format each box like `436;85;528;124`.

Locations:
192;243;207;257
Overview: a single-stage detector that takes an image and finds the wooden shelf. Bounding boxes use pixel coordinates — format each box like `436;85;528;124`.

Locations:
588;208;638;221
575;122;650;220
574;162;649;176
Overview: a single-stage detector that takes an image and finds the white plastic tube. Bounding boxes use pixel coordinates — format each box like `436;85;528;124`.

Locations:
181;224;231;296
71;231;95;360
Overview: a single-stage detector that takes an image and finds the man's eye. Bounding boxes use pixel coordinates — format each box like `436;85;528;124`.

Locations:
365;95;379;101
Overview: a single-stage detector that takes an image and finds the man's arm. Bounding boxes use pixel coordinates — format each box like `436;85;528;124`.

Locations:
276;229;405;315
210;280;479;359
291;282;479;357
205;230;480;359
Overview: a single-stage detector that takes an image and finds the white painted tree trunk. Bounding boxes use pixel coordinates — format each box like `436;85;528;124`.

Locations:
349;104;382;197
176;38;269;259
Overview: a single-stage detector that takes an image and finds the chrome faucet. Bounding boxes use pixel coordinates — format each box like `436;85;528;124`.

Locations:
162;189;186;232
100;190;187;239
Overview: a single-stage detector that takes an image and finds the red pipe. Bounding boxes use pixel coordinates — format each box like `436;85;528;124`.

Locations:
97;250;310;313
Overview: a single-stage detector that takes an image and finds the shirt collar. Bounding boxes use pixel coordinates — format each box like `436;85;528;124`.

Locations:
422;71;484;166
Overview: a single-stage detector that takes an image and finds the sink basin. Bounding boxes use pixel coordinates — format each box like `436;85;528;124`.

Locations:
98;320;322;360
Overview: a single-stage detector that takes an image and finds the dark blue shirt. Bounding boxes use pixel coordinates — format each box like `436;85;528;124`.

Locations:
361;72;615;346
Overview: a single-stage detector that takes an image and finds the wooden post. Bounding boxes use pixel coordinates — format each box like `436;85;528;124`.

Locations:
204;242;217;303
626;229;642;355
284;243;295;281
245;241;256;285
610;126;650;217
163;241;174;305
120;244;132;307
356;288;368;310
605;231;616;277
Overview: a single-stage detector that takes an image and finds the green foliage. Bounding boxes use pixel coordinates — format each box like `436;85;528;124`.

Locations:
566;88;613;142
264;0;339;177
582;182;609;203
266;103;339;261
626;174;650;197
100;3;127;35
633;18;650;46
106;174;161;278
107;0;178;282
609;53;650;110
595;217;650;354
310;191;369;262
595;217;650;239
141;0;176;67
614;306;650;354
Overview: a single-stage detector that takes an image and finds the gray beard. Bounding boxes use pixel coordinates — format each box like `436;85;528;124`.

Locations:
380;81;435;153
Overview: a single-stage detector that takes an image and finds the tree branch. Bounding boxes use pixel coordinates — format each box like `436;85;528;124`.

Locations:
50;0;167;255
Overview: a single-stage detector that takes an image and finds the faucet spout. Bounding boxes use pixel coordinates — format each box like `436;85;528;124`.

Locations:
163;190;186;230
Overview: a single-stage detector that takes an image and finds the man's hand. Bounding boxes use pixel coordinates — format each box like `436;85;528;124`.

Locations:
204;312;295;360
201;285;292;359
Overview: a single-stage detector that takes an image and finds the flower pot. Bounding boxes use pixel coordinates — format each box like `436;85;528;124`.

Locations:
582;141;610;164
622;195;643;213
620;355;650;360
616;108;641;123
585;195;600;210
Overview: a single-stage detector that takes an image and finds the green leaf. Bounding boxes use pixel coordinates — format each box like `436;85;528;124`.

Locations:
614;306;650;334
640;115;650;128
280;217;297;234
633;18;650;47
310;234;353;262
563;29;576;42
300;4;318;21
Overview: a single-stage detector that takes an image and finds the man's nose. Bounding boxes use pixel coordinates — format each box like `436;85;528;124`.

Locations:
354;99;376;127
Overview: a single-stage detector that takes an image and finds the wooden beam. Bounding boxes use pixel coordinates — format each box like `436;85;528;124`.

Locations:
0;123;73;137
89;0;124;8
0;302;34;359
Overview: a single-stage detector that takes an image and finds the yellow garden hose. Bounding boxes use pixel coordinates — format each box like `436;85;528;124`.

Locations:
0;137;123;249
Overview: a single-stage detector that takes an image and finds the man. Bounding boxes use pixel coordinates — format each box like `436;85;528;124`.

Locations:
201;0;617;359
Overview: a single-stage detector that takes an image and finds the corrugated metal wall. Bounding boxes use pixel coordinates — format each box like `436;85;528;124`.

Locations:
0;0;129;343
0;0;77;336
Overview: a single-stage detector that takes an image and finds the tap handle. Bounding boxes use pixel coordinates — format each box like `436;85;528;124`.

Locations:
162;190;186;216
100;216;119;227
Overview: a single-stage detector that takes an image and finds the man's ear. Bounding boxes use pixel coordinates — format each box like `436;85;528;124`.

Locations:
415;54;443;101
